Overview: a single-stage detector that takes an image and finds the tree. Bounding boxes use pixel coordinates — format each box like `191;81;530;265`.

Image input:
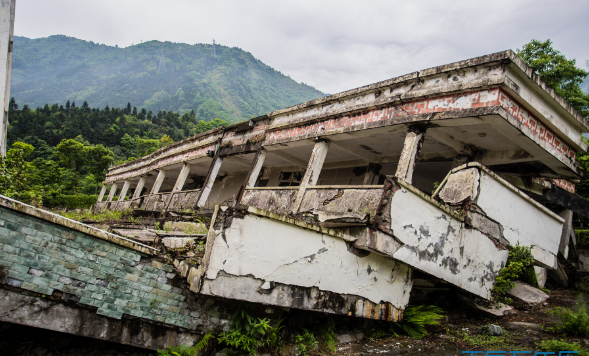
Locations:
0;142;41;206
85;144;114;194
120;133;136;154
160;134;174;147
517;40;589;117
136;137;160;157
53;139;86;194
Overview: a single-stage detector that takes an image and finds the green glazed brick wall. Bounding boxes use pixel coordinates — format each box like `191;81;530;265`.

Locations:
0;206;198;330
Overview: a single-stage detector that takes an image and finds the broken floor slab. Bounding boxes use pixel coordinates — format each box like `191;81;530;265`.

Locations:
199;206;413;321
434;163;565;269
507;281;549;307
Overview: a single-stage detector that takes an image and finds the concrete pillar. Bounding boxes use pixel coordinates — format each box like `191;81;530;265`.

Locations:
164;163;192;211
97;185;108;203
362;163;381;185
292;140;330;214
0;0;15;157
246;149;266;189
196;153;223;207
395;127;425;184
558;209;574;258
172;163;191;193
117;181;131;202
149;170;166;195
106;183;118;202
132;177;147;199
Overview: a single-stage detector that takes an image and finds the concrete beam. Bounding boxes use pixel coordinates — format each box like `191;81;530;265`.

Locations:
395;127;425;184
427;128;474;156
292;140;330;214
331;140;374;161
268;149;308;168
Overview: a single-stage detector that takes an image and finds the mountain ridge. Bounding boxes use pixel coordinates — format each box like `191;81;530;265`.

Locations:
10;35;325;122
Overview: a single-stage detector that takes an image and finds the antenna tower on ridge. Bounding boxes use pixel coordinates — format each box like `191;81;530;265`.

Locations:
212;39;216;57
158;44;166;72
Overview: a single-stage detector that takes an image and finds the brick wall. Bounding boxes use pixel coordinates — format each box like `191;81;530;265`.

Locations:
0;206;210;330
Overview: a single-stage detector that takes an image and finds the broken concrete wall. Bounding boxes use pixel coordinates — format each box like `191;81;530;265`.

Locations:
200;206;413;321
0;199;235;349
382;180;509;300
241;188;298;215
435;164;564;269
298;187;383;226
204;172;248;209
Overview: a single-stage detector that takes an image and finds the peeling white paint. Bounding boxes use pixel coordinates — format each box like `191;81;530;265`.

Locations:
204;214;413;308
389;186;508;300
476;171;562;269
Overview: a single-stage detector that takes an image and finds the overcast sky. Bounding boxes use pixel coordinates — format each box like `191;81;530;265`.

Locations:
14;0;589;94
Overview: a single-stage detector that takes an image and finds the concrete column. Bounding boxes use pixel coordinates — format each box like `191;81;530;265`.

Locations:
395;127;425;184
558;209;574;257
97;185;108;203
235;148;267;205
106;183;118;202
362;163;381;185
292;140;330;214
172;163;192;193
0;0;15;157
149;170;166;195
164;163;192;211
246;149;267;188
196;153;223;207
132;177;147;199
117;181;131;202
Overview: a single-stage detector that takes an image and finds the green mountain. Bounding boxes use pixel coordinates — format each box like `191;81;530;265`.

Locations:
10;35;324;122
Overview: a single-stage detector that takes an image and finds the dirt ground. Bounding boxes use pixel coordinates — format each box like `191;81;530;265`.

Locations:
0;290;587;355
329;289;589;356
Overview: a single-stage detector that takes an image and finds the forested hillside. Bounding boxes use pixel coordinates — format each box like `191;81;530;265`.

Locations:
10;35;324;122
7;98;230;164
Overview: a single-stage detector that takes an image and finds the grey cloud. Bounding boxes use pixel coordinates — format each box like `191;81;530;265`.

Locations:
13;0;589;94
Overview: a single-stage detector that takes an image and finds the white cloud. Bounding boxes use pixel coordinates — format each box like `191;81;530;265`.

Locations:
14;0;589;94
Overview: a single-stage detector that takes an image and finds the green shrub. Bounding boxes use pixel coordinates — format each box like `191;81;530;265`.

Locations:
294;329;319;356
156;333;214;356
548;302;589;336
536;339;589;356
392;305;445;339
575;229;589;245
217;302;284;355
365;305;445;340
576;277;589;293
492;243;535;304
44;194;98;209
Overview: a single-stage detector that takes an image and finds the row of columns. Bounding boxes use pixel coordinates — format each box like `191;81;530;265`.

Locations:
97;127;427;212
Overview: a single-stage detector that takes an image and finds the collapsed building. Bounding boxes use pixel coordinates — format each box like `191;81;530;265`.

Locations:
1;50;588;349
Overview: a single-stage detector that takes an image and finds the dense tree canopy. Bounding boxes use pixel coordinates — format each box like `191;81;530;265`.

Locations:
517;39;589;117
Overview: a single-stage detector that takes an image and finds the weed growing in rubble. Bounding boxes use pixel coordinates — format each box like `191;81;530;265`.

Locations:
491;243;535;304
156;333;215;356
295;330;319;356
365;305;445;341
536;339;589;356
576;276;589;293
216;302;284;355
450;329;519;350
59;208;131;222
546;300;589;336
